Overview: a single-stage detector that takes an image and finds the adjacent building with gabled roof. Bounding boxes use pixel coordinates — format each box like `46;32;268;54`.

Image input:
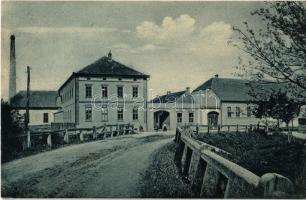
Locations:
148;75;304;131
54;52;150;130
10;91;59;127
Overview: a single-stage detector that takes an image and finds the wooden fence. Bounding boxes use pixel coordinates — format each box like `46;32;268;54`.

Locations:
181;124;298;135
19;123;135;150
174;127;294;198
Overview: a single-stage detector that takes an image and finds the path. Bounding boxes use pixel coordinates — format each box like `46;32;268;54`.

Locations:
1;131;174;198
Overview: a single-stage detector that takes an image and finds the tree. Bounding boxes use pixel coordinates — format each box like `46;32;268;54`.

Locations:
252;90;302;140
232;2;306;92
1;99;24;162
252;96;273;133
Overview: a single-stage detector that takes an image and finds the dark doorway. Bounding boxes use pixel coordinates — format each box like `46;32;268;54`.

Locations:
154;110;170;130
208;111;219;129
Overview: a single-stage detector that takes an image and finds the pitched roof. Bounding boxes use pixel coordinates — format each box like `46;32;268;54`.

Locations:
58;56;150;92
10;91;58;109
193;77;288;102
77;56;149;78
150;91;186;103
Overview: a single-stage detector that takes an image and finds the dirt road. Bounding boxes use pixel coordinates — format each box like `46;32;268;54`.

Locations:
1;131;174;198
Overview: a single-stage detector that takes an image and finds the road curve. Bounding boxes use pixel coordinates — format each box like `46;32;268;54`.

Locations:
2;131;174;198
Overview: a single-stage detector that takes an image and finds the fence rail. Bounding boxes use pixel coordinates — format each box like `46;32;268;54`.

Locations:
174;127;294;198
6;123;135;151
181;123;298;135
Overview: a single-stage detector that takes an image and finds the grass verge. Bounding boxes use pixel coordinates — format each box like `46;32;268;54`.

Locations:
139;142;192;198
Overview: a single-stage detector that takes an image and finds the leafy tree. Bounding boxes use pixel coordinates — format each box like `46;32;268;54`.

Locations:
252;90;302;139
232;2;306;92
1;99;24;162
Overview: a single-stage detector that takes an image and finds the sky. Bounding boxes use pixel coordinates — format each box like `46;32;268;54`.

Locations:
1;1;266;101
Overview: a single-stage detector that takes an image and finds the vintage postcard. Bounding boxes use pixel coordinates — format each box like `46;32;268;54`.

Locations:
1;1;306;198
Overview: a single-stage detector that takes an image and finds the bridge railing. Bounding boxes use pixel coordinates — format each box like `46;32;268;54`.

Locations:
15;123;135;150
174;127;294;198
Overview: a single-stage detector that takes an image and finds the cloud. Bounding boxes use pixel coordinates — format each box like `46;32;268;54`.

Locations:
136;16;235;57
112;43;164;53
15;26;118;34
187;21;234;57
136;14;195;42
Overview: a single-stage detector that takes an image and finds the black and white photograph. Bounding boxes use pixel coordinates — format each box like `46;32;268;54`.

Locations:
1;1;306;198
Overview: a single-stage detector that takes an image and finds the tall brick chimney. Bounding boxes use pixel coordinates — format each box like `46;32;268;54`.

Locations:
9;34;16;102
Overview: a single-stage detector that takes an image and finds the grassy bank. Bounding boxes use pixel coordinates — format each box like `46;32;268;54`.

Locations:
139;142;192;198
198;131;306;197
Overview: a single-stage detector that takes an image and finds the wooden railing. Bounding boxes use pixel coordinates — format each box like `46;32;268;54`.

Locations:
14;123;135;150
181;124;298;135
174;127;294;198
51;122;76;131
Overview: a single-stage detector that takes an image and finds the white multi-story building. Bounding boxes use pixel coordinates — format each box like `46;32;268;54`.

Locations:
54;52;150;130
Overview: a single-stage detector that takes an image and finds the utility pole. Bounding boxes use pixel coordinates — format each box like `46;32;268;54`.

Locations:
26;66;31;148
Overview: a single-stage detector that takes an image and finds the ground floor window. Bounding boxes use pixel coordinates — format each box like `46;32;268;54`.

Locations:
117;107;124;121
227;106;232;118
189;112;194;123
236;107;241;117
247;106;252;117
43;113;49;123
133;107;138;120
101;105;108;122
177;112;182;123
85;106;92;121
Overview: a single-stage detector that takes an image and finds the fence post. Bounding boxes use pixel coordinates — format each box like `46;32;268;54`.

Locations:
196;124;199;135
27;129;31;148
250;124;253;132
218;125;220;134
236;124;239;133
93;126;97;140
127;123;130;135
245;125;248;133
47;133;52;147
64;129;69;143
228;125;230;133
207;126;210;134
116;124;119;136
80;130;84;142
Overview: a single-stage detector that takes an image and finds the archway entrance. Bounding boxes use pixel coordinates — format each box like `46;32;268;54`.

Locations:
154;111;170;130
208;111;219;129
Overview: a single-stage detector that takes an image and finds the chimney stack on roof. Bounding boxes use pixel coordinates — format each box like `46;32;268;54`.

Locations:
186;87;191;95
107;50;112;62
215;74;219;78
9;34;16;103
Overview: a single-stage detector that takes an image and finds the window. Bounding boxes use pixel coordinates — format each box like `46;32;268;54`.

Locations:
85;85;92;98
117;86;123;98
85;106;92;121
133;107;138;120
102;85;108;98
227;107;232;118
101;105;108;122
189;112;194;123
43;113;49;123
132;86;138;98
247;106;252;117
177;112;182;123
117;107;124;121
236;107;241;117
